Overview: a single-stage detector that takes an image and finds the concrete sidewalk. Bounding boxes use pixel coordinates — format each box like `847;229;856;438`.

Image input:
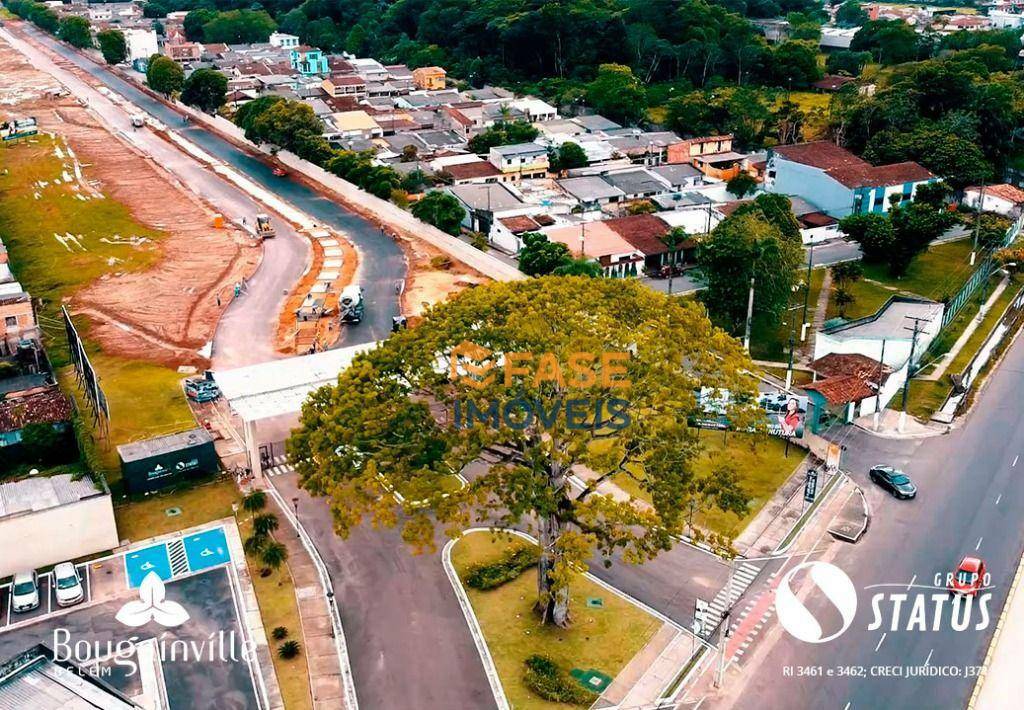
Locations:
971;548;1024;709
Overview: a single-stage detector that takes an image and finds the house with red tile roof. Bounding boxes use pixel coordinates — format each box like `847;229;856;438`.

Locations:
765;141;935;218
963;184;1024;217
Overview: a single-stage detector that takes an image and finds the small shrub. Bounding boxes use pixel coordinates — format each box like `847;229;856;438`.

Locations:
469;231;489;252
278;640;301;660
523;655;598;705
429;254;452;270
465;545;540;590
272;626;289;640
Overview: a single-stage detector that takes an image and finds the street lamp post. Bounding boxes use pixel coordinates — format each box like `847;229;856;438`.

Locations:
743;275;755;351
292;496;299;518
800;241;814;342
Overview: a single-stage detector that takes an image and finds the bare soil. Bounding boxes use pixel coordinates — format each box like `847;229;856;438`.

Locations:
0;38;260;367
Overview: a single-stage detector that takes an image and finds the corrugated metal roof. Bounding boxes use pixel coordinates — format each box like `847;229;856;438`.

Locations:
0;474;101;520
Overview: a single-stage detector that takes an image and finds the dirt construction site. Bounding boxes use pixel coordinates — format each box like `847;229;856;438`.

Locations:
0;36;260;367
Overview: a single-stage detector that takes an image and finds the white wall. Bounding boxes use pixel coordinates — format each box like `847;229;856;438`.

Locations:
0;494;119;577
963;190;1019;217
802;222;841;245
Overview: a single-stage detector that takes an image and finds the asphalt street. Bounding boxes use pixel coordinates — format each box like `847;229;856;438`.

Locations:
20;26;405;356
717;328;1024;710
270;471;498;710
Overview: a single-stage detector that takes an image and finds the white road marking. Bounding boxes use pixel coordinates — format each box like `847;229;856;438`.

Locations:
843;702;851;710
875;633;887;652
976;537;984;551
1013;456;1019;467
907;574;917;590
996;494;1003;505
924;649;934;666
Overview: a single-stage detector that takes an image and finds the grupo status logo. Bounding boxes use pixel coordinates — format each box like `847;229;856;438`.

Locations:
775;560;993;645
449;340;632;430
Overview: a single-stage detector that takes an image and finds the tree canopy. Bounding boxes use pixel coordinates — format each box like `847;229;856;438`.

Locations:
97;29;127;65
287;276;758;625
697;203;803;333
518;232;574;275
57;16;93;49
145;54;184;96
468;120;539;154
411;191;466;235
181;68;228;112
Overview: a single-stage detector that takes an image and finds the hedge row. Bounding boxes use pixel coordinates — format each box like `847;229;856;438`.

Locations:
464;544;539;591
523;655;598;705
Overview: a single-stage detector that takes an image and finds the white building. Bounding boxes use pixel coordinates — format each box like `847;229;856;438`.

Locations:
0;474;118;578
963;184;1024;217
269;32;300;48
988;10;1024;29
123;28;159;63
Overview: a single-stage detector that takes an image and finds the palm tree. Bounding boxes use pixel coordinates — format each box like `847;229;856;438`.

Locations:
260;541;288;573
242;490;267;514
243;533;267;556
660;227;689;295
252;512;279;538
277;640;301;660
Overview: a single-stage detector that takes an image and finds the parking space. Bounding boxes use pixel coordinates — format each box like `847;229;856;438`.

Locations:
183;527;230;573
7;575;52;626
125;542;173;588
48;563;91;612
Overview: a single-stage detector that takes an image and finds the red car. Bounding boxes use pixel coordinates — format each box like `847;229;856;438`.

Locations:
949;556;987;596
272;167;287;177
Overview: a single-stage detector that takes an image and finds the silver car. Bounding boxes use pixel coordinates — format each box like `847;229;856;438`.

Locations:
11;570;39;613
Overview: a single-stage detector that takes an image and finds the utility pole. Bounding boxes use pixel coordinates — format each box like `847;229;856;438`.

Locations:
800;242;814;342
899;317;929;432
873;338;887;431
971;183;986;266
743;275;755;352
715;561;736;688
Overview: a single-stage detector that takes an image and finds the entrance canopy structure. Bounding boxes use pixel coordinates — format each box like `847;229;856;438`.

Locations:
213;342;378;476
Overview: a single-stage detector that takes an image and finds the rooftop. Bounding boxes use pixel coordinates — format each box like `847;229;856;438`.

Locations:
444;161;503;180
0;474;102;521
557;176;626;203
116;427;213;462
601;169;669;196
491;142;547;157
603;214;681;255
967;183;1024;204
828;161;934;189
772;141;868;171
822;295;943;340
545;221;637;259
446;183;524;212
0;645;138;710
0;386;71;433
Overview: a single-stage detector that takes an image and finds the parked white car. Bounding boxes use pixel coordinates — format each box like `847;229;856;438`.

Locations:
53;562;84;607
11;570;39;613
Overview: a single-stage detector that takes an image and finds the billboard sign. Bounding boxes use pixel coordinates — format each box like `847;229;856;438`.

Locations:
804;469;818;503
694;387;808;439
62;306;110;422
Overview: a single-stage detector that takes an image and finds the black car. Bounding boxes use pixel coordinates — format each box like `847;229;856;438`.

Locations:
869;465;917;499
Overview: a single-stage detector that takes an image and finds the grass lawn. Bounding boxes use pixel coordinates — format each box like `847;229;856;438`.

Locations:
610;432;801;538
113;476;241;541
900;277;1021;421
750;268;825;361
238;510;313;710
0;136;193;482
777;92;832;141
451;532;661;710
827;239;977;321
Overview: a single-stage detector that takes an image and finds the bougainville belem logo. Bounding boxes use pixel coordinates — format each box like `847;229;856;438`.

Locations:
775;561;858;644
450;340;632;430
115;572;190;628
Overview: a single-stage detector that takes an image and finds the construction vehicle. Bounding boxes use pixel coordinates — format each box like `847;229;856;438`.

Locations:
255;213;276;239
339;284;364;324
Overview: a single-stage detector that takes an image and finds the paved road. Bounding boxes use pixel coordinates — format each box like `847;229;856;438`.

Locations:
270;471;497;710
2;25;310;369
717;329;1024;709
20;25;404;357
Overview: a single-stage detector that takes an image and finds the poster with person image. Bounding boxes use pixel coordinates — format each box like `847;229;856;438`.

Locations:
758;392;808;439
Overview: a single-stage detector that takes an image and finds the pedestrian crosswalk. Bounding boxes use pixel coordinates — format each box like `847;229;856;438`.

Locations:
263;454;294;478
702;562;763;633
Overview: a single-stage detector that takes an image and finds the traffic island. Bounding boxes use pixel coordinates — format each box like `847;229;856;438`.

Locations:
827;485;870;543
448;531;663;709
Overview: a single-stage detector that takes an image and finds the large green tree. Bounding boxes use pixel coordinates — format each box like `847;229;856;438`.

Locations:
518;232;573;275
585;63;647;125
835;0;868;28
146;54;184;96
411;191;466;235
97;29;127;65
697;210;803;334
468;120;539;155
58;16;93;49
200;10;277;44
181;68;228;112
288;277;757;626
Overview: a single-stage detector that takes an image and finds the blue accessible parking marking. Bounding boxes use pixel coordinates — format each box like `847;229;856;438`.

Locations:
125;544;172;589
183;527;230;573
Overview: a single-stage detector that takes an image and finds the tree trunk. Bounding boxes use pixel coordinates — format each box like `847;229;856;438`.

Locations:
536;511;570;627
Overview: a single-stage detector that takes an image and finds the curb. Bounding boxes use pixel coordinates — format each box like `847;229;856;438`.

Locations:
774;471;847;555
265;485;360;710
967;545;1024;709
444;527;696;710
